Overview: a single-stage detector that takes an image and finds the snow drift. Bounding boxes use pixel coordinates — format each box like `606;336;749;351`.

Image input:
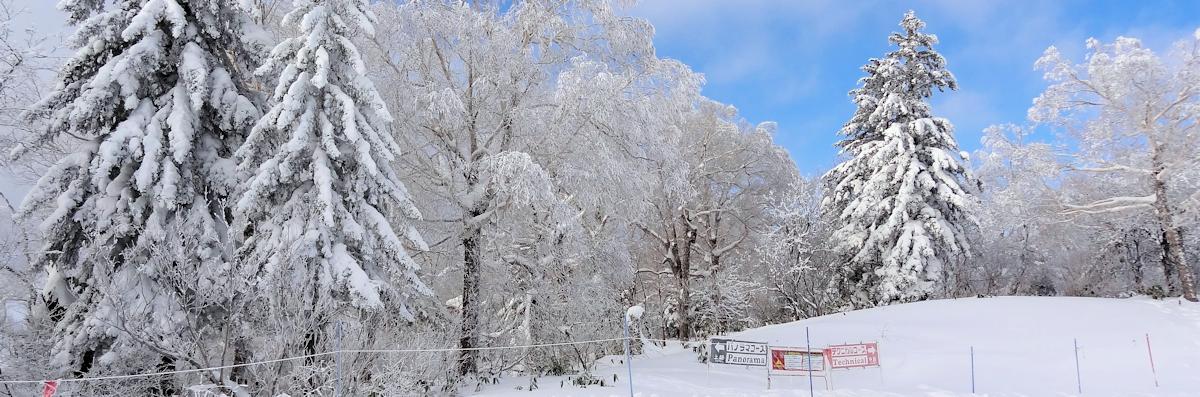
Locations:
475;296;1200;396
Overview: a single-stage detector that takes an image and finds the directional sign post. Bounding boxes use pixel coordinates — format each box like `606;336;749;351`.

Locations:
709;338;768;367
824;342;880;369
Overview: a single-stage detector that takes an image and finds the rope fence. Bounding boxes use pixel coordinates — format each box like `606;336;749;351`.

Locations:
0;336;642;385
2;330;1183;396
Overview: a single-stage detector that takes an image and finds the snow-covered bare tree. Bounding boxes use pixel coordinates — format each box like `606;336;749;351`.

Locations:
1029;33;1200;301
0;0;61;184
974;122;1183;299
12;0;264;392
634;100;794;339
756;177;839;321
971;124;1072;296
0;0;55;289
0;2;62;393
234;0;433;393
972;125;1051;294
0;0;53;126
366;0;700;378
822;11;978;307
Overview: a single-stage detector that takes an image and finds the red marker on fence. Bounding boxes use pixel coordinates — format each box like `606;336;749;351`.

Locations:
41;380;58;397
1145;333;1159;387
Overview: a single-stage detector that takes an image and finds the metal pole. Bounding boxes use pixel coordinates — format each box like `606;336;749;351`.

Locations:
334;321;344;397
970;346;975;394
1073;338;1082;394
1145;334;1159;387
806;326;814;397
623;315;634;397
766;343;772;390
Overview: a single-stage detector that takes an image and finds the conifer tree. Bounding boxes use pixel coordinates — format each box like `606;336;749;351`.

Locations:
15;0;263;382
822;11;978;307
234;0;432;381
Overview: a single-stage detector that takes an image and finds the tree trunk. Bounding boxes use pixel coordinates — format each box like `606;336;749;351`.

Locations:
1151;147;1197;302
458;213;484;375
677;275;690;340
708;214;722;335
1159;229;1178;294
230;339;251;389
1159;223;1195;301
1010;226;1031;295
156;357;178;396
674;211;696;340
1127;235;1145;291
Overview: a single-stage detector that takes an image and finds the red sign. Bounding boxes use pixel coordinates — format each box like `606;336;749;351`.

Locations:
824;342;880;369
770;347;824;372
42;380;58;397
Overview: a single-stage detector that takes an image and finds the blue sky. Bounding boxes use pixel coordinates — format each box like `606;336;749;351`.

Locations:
628;0;1200;175
11;0;1200;178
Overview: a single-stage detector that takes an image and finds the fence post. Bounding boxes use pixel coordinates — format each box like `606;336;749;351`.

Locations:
1073;338;1082;394
806;326;814;397
623;314;634;397
1145;334;1159;387
970;346;975;394
766;342;772;390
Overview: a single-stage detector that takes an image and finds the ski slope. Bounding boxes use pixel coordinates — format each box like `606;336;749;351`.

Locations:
473;296;1200;396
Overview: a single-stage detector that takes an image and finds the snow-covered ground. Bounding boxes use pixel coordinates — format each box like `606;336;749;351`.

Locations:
473;296;1200;396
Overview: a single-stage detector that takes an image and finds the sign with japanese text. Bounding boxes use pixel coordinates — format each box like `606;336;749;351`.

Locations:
770;347;825;372
824;342;880;369
709;338;768;366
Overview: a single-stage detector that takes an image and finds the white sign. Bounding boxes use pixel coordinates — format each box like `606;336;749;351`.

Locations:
710;338;768;366
771;347;825;372
766;346;831;391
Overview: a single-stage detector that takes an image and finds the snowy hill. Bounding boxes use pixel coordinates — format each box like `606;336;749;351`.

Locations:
474;296;1200;396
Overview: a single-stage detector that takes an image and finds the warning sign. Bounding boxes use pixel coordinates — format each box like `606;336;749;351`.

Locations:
770;347;825;372
824;342;880;369
766;345;830;390
709;338;768;367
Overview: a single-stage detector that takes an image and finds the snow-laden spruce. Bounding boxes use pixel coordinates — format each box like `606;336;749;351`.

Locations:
14;0;263;381
822;11;978;307
236;0;430;329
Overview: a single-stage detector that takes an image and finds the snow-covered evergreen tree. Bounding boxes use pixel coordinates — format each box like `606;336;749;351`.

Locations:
822;11;978;307
14;0;263;385
234;0;431;389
